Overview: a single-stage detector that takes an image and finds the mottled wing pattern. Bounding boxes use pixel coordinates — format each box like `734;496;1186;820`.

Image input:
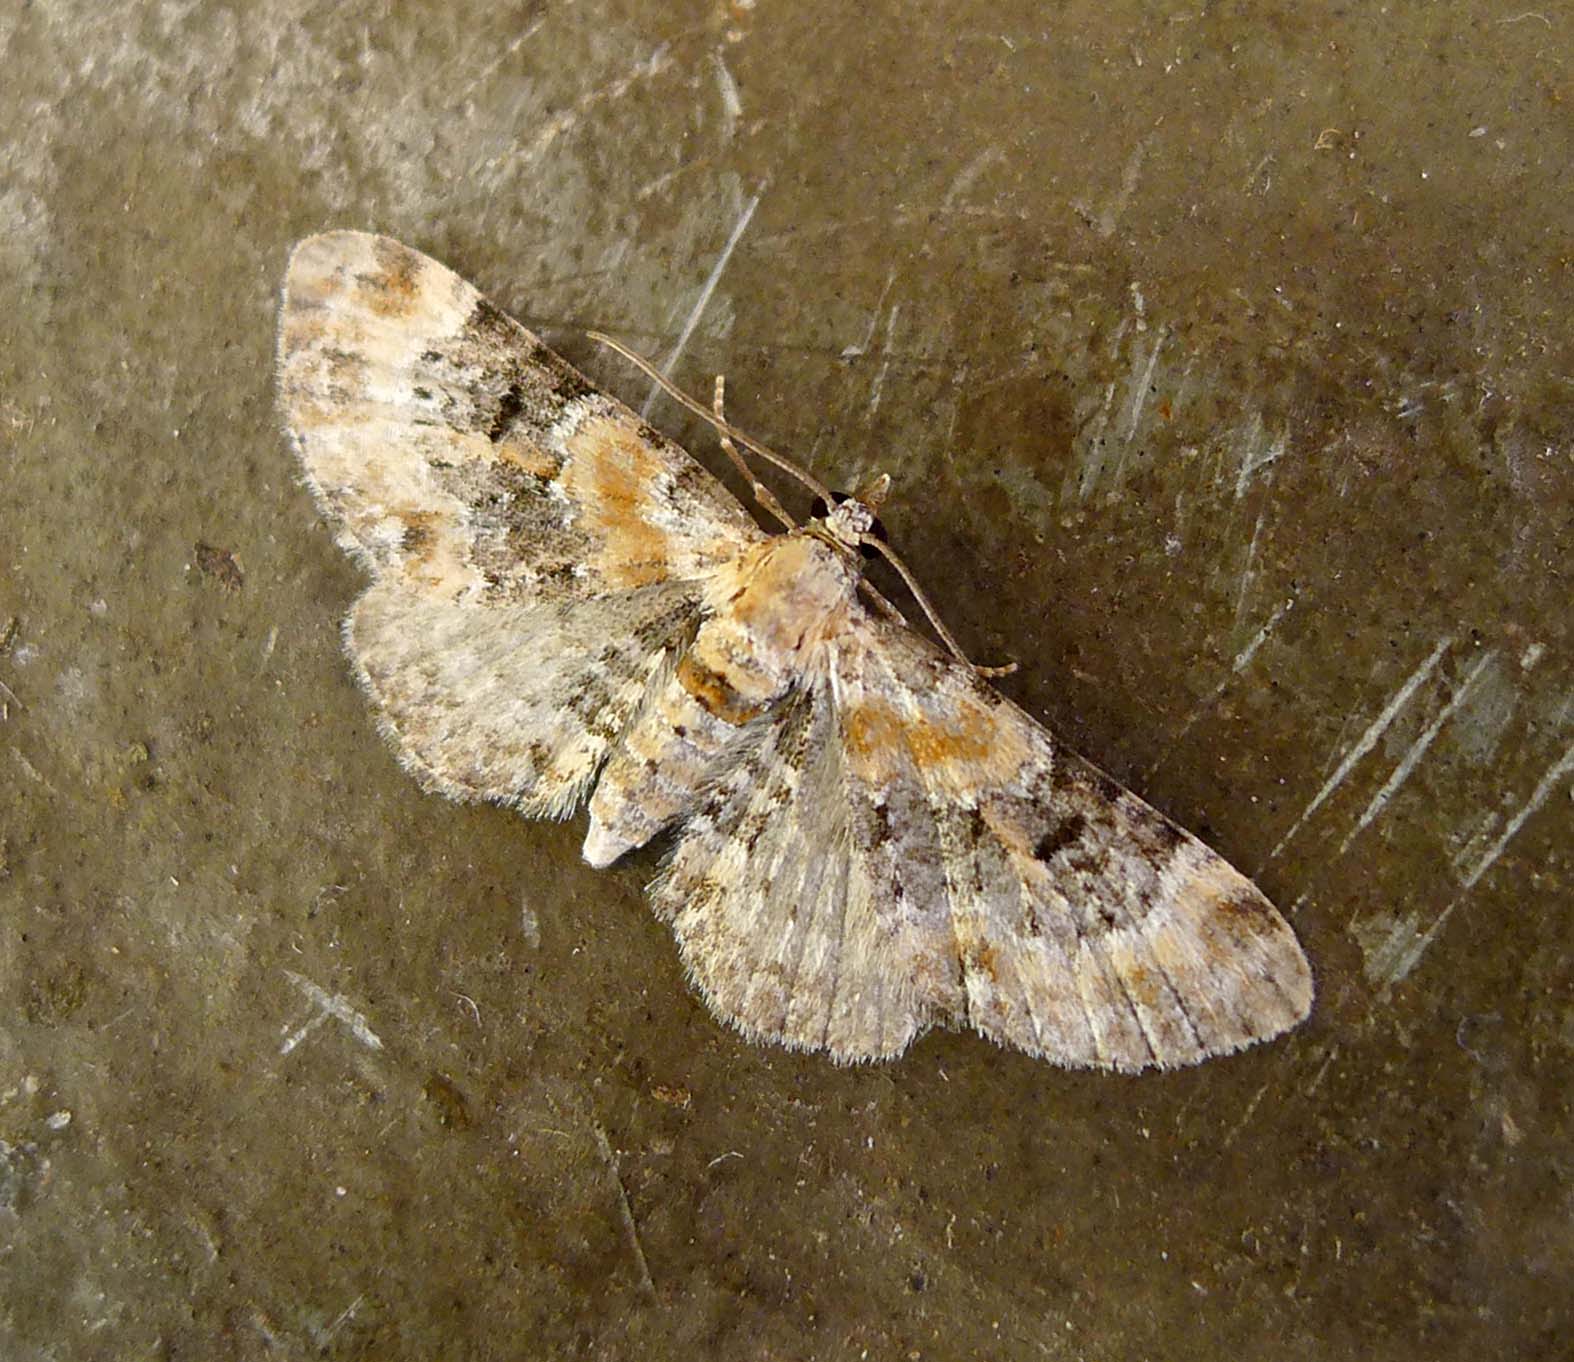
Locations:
278;231;764;606
651;682;901;1056
658;614;1312;1070
347;579;696;815
277;231;762;810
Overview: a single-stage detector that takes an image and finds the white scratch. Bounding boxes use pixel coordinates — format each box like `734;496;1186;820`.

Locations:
1384;736;1574;983
449;15;547;108
1458;737;1574;893
1303;1045;1338;1095
12;746;53;790
1233;504;1268;628
1335;649;1496;857
1107;326;1170;488
1235;421;1288;499
1062;319;1132;503
595;1125;656;1299
1267;636;1453;863
941;146;1003;212
712;51;743;134
1220;1078;1271;1149
1352;910;1430;987
281;970;383;1055
866;303;902;417
320;1294;365;1347
641;190;761;418
1144;597;1293;780
1121;328;1167;445
525;45;674;164
841;267;897;359
1097;139;1148;238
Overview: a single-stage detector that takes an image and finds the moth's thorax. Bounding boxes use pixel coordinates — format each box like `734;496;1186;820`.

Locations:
586;531;863;864
705;531;861;664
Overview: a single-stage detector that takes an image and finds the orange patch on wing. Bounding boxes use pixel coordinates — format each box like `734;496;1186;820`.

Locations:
677;654;767;724
561;413;680;589
361;240;423;317
964;940;1002;984
841;695;908;767
494;436;562;481
850;693;1024;788
280;313;329;353
397;509;444;565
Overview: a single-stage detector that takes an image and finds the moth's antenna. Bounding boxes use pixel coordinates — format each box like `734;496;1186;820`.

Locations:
590;332;1015;678
860;534;1019;678
713;374;795;531
587;332;835;508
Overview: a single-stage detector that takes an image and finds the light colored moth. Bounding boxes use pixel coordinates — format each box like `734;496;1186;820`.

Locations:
276;231;1312;1070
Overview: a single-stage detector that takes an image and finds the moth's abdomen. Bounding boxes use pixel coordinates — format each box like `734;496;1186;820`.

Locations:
582;616;786;868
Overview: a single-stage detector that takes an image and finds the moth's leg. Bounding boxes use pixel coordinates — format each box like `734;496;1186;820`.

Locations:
714;375;795;531
859;533;1019;678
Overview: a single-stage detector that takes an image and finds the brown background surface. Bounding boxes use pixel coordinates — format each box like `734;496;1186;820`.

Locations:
1;2;1569;1358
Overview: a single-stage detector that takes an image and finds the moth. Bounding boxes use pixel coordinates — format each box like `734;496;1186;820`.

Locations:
277;231;1312;1070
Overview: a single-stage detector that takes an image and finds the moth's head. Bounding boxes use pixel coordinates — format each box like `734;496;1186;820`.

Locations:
814;471;891;556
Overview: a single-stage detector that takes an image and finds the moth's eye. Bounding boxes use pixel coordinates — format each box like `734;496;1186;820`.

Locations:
811;491;851;520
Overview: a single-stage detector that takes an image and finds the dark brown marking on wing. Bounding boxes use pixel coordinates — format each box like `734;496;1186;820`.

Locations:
1033;812;1087;863
488;383;525;443
399;511;440;559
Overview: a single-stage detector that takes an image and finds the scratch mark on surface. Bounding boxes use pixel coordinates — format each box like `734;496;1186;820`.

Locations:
1096;138;1148;238
1061;319;1133;504
641;189;761;418
941;146;1004;212
1144;597;1293;780
318;1295;365;1348
712;50;743;135
1380;737;1574;983
866;303;902;417
1303;1045;1339;1095
1335;649;1497;857
12;746;54;791
841;267;898;359
595;1124;657;1300
1235;419;1288;499
524;45;674;164
1233;503;1268;628
1107;325;1170;487
1220;1078;1271;1149
1457;736;1574;893
1266;636;1453;863
280;970;383;1055
1121;327;1167;445
449;15;547;108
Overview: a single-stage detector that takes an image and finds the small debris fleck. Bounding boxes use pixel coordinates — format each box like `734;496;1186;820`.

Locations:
422;1072;472;1131
651;1083;692;1109
194;542;244;592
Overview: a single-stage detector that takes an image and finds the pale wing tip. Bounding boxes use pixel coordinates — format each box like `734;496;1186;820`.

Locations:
283;230;385;291
1160;868;1314;1067
280;231;425;323
963;855;1314;1074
